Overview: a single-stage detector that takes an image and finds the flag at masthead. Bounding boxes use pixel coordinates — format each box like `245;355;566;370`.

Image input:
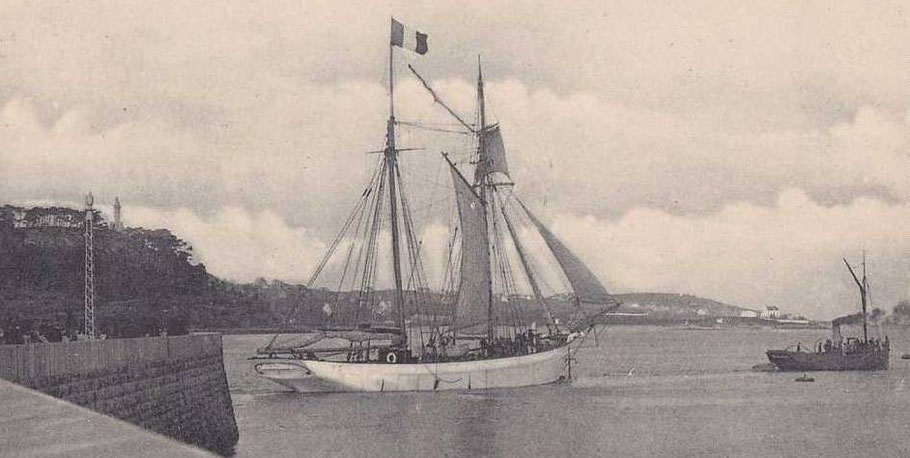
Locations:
391;18;429;55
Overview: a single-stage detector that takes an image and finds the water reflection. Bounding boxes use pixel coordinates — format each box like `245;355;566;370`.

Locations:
230;327;910;457
449;394;500;456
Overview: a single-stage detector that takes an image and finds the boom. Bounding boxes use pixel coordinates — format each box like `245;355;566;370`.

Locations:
407;64;476;133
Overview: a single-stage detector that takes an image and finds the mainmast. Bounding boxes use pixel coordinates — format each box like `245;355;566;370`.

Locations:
473;56;489;186
387;20;406;337
476;57;494;343
477;56;486;139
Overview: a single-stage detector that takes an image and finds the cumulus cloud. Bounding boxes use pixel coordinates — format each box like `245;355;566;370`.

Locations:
124;205;325;283
545;189;910;319
94;186;908;320
0;97;223;209
1;1;907;318
2;1;908;221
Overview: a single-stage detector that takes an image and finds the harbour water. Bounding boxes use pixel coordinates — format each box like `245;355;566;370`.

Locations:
225;326;910;457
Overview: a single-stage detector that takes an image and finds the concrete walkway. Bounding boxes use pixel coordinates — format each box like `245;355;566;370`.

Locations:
0;379;212;457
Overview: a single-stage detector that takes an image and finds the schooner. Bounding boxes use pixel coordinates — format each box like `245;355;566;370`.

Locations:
253;18;618;392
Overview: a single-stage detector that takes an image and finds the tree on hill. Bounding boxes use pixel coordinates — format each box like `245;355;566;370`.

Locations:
888;300;910;325
868;307;885;322
1;205;210;338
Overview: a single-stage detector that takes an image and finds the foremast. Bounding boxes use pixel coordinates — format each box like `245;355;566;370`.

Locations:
387;21;406;339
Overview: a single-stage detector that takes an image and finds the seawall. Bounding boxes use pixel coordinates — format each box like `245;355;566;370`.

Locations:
0;334;239;455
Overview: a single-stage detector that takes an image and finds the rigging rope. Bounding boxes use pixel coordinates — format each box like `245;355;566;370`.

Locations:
487;187;524;333
356;159;389;325
264;159;382;350
396;120;472;135
396;164;436;351
335;172;375;325
499;192;558;333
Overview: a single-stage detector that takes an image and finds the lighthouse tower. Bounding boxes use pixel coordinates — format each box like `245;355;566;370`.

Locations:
113;197;123;230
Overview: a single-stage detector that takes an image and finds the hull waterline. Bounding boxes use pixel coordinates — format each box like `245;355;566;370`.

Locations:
766;348;889;372
256;345;571;392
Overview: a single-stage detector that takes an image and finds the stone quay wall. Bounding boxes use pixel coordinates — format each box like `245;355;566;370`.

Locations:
0;334;238;455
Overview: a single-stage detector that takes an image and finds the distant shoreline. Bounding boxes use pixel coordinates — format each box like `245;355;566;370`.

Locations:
194;321;843;336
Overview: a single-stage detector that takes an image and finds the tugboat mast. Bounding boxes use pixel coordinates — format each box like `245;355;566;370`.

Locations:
861;253;869;343
844;255;869;343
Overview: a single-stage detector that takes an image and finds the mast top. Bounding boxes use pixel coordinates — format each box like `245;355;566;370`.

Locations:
388;17;396;121
477;55;486;131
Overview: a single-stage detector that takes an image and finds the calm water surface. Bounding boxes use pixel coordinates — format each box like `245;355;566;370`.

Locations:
224;326;910;457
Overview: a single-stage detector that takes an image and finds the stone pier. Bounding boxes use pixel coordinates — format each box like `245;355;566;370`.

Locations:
0;334;239;455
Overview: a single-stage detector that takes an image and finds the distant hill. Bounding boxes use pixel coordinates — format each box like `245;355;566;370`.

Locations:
613;292;755;318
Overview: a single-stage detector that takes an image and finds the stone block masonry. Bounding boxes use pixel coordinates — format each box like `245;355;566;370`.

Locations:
0;334;239;456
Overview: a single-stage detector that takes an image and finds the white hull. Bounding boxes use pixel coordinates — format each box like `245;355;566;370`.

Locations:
255;345;570;392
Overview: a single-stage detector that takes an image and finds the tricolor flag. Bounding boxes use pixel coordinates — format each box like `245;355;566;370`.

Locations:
390;18;428;55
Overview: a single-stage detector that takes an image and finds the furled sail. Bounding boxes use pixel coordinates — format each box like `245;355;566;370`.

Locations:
448;159;491;331
519;201;612;305
474;125;510;182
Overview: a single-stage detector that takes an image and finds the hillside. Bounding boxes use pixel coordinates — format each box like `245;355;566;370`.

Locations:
1;204;763;341
614;292;754;317
1;205;211;340
1;205;363;338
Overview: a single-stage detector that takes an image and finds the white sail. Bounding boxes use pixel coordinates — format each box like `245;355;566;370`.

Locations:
448;160;491;331
521;202;612;305
474;125;510;181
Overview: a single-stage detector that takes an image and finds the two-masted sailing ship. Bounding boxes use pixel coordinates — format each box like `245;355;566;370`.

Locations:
766;255;890;372
253;19;618;392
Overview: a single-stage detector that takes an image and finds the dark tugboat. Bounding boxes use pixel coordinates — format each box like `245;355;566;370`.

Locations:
766;255;889;372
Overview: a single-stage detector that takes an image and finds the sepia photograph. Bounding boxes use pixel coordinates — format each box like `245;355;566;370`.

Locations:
0;1;908;456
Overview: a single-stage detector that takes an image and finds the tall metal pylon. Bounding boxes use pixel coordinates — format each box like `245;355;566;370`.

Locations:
84;192;95;339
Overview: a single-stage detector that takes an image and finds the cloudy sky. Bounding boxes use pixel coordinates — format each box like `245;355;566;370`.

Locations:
1;1;907;319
